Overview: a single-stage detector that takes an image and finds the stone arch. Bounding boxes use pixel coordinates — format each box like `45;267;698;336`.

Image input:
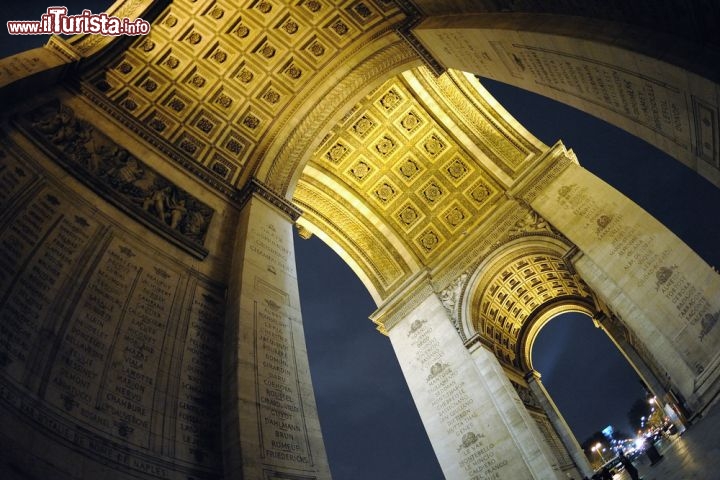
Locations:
407;1;720;188
459;235;567;340
0;2;718;479
460;235;596;370
289;67;546;304
452;234;603;480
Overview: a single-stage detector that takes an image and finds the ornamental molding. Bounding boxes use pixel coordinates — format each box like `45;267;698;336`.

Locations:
264;39;420;195
438;272;469;338
239;178;302;222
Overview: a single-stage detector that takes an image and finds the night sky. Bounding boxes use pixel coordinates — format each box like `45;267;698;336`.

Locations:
3;3;720;479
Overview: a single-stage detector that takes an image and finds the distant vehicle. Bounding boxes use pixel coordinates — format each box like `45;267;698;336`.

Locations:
594;456;623;476
624;448;643;461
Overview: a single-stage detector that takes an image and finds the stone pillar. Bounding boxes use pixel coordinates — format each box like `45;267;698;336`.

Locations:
525;371;593;478
522;153;720;413
469;344;570;479
222;181;331;479
372;275;563;480
411;17;720;189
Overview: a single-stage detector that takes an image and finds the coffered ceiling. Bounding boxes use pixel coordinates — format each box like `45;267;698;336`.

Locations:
293;68;544;300
84;0;405;188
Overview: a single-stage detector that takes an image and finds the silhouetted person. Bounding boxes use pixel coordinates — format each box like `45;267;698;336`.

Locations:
600;466;612;480
619;451;640;480
646;440;664;465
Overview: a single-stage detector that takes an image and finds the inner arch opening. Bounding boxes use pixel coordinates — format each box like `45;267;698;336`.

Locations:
531;312;649;458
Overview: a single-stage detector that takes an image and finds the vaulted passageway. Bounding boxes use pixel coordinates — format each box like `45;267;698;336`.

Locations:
0;1;718;479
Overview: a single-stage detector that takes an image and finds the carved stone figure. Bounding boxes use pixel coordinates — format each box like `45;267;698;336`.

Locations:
24;101;214;247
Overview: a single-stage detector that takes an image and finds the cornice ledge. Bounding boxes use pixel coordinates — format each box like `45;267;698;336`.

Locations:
369;270;434;335
239;178;303;222
393;0;445;76
45;36;83;64
507;140;577;204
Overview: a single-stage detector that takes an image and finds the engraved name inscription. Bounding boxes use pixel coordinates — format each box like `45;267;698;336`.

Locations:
0;149;35;210
557;183;718;343
176;285;224;465
45;237;180;447
249;223;294;276
504;44;686;143
407;320;506;479
254;289;312;467
0;166;224;477
0;186;97;381
425;32;689;147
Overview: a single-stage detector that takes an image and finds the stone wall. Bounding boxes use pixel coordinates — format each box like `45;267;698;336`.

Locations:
0;86;236;479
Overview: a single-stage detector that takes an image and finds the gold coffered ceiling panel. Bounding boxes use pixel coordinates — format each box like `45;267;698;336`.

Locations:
299;73;505;269
86;0;403;186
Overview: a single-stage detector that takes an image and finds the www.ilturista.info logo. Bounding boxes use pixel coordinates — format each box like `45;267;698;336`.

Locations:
7;7;151;36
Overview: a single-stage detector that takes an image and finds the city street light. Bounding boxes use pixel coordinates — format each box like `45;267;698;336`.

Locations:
592;443;606;464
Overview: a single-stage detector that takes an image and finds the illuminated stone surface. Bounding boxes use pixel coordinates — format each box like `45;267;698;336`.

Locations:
0;1;718;479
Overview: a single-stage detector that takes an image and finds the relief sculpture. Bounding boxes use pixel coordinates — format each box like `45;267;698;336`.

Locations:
18;100;214;258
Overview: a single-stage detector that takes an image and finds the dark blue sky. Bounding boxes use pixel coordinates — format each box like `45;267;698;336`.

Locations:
3;3;720;479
